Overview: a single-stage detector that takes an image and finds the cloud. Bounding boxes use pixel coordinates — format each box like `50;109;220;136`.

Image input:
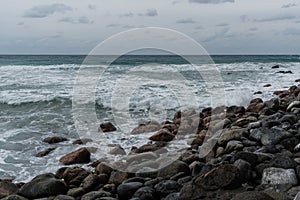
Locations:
59;16;93;24
23;3;72;18
283;28;300;35
17;22;24;26
240;15;249;22
106;24;121;28
216;23;229;27
202;27;230;42
282;3;296;8
88;4;96;10
176;18;196;23
119;12;134;17
189;0;234;4
254;14;295;22
138;9;158;17
249;27;258;31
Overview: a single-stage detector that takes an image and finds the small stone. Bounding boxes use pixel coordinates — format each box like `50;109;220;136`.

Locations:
99;122;117;132
264;84;272;87
287;101;300;112
231;191;274;200
108;146;126;155
149;129;175;142
67;187;86;197
59;148;90;165
72;138;92;145
36;147;56;157
81;174;102;191
43;136;67;144
218;128;247;145
154;180;181;197
0;181;18;198
63;167;90;187
261;167;298;186
133;186;156;200
271;156;297;169
158;160;190;179
131;121;161;134
225;140;244;153
54;195;75;200
108;171;128;185
117;182;143;200
81;191;113;200
96;162;114;175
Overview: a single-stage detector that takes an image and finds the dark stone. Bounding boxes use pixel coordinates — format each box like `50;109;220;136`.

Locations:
231;191;274;200
123;177;146;184
164;192;179;200
54;195;75;200
276;70;293;74
281;137;299;152
0;181;18;198
108;171;129;186
117;182;143;200
67;187;86;198
96;162;114;175
59;148;91;165
81;174;102;191
234;159;252;182
154;180;181;197
1;195;28;200
271;156;297;169
43;136;67;144
81;191;113;200
99;122;117;132
19;173;67;199
63;167;90;187
108;146;126;155
36;147;56;157
133;186;156;200
137;142;167;153
72;138;92;145
158;160;190;179
177;176;192;185
272;65;280;69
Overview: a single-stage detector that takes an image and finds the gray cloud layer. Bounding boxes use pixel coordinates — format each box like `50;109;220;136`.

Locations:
282;3;296;8
176;18;196;23
189;0;234;4
138;9;158;17
59;16;93;24
254;14;295;22
23;3;72;18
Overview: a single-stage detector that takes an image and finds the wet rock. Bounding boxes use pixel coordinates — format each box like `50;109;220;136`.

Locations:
131;121;161;134
99;122;117;132
81;191;113;200
225;140;243;153
108;146;126;155
232;116;257;127
72;138;93;145
149;129;175;142
218;128;247;145
164;192;179;200
67;187;86;198
249;127;290;145
59;148;91;165
1;195;29;200
226;105;245;115
43;136;67;144
272;65;280;69
231;191;274;200
178;176;192;185
234;159;252;181
287;101;300;112
54;195;75;200
133;186;156;200
158;160;190;179
36;147;56;157
280;137;299;152
261;167;298;186
96;162;114;175
137;142;166;153
231;151;272;166
246;102;265;113
19;173;67;199
276;70;293;74
126;152;158;164
154;180;181;197
63;167;90;187
81;174;102;191
108;171;128;185
117;182;143;200
0;181;18;198
271;156;297;169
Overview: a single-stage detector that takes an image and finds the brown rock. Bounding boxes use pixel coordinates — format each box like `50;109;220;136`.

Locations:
96;162;114;175
59;148;91;165
108;146;126;155
158;160;190;179
72;138;93;145
36;147;56;157
138;142;167;153
131;120;161;134
263;84;272;87
231;191;274;200
63;167;90;187
109;171;128;185
98;122;117;132
0;181;19;198
43;136;67;144
149;129;175;142
246;102;265;113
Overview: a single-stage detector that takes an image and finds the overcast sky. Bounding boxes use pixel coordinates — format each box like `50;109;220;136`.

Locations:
0;0;300;54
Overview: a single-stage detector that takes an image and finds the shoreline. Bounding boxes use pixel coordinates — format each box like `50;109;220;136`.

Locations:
2;81;300;199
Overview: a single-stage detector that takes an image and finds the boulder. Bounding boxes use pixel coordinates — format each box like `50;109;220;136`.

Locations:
99;122;117;132
261;167;298;186
149;129;175;142
117;182;143;200
218;128;247;145
154;180;181;197
72;138;93;145
231;191;274;200
96;162;114;175
0;181;18;198
108;171;128;185
81;174;102;191
133;186;156;200
108;146;126;155
19;173;67;199
63;167;90;187
36;147;56;157
81;191;113;200
59;148;91;165
54;195;75;200
131;121;161;134
158;160;190;179
43;136;67;144
225;140;243;153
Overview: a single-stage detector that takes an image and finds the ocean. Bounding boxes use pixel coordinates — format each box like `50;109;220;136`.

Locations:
0;54;300;182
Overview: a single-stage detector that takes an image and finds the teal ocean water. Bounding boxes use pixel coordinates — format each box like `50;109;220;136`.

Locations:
0;54;299;181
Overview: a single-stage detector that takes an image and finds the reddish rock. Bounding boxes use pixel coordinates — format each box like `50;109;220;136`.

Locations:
149;129;175;142
43;136;67;144
96;162;114;175
131;121;161;134
59;148;91;165
36;147;56;157
246;102;265;113
98;122;117;132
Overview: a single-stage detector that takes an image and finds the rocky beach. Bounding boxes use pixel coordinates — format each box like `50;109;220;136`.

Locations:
2;78;300;200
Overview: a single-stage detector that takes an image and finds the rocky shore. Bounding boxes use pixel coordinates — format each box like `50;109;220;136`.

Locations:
3;82;300;200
